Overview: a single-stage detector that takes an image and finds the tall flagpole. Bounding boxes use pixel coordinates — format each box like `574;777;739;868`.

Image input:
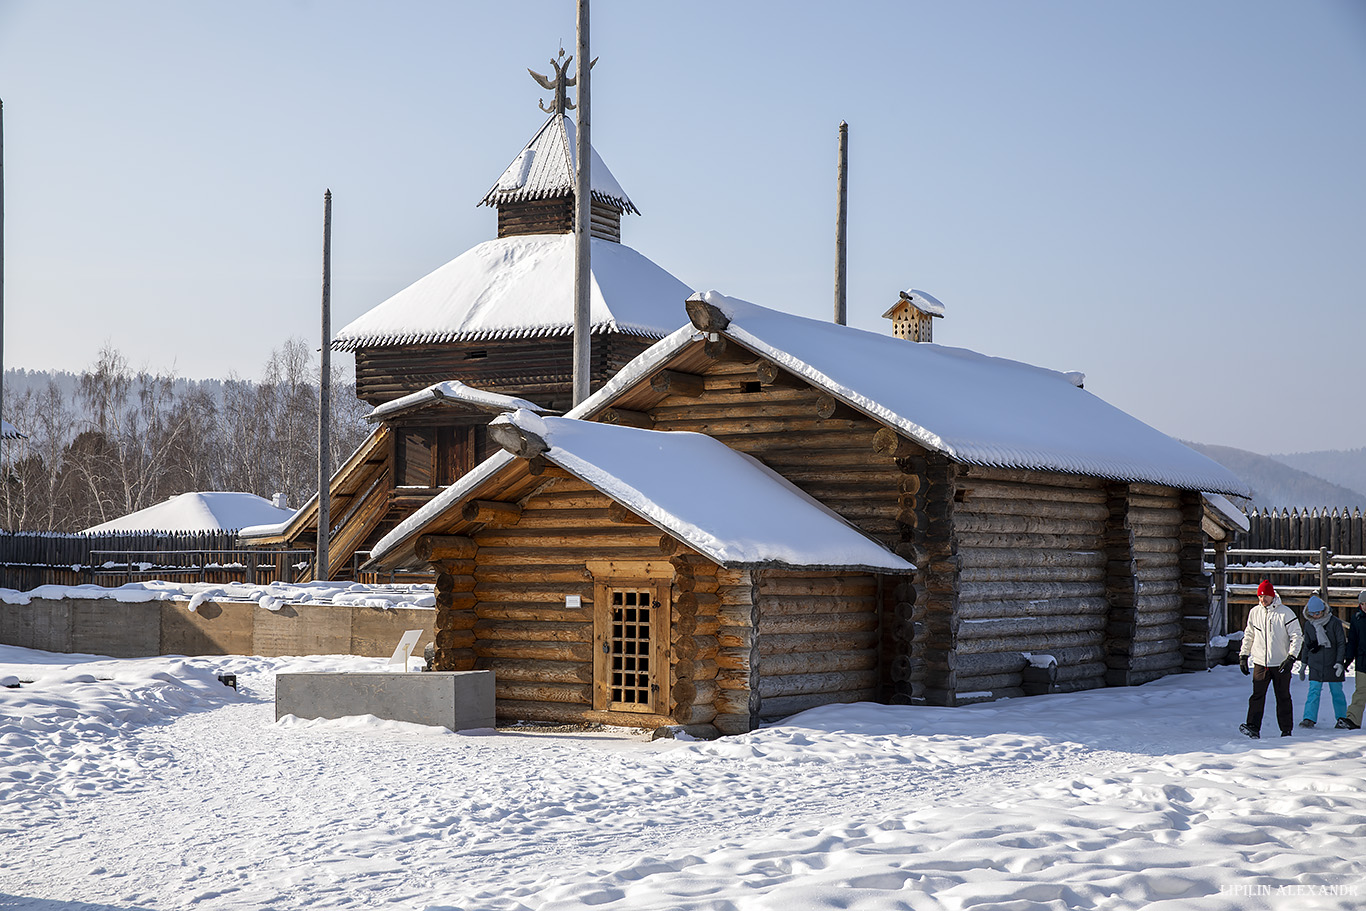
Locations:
571;0;591;406
1;99;7;435
834;121;848;326
317;190;332;581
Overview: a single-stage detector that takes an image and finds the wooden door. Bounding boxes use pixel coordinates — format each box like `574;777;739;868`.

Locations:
594;580;669;714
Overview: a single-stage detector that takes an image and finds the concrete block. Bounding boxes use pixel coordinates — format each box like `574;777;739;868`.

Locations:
161;601;255;656
254;604;350;657
71;599;160;658
0;599;73;652
350;606;434;658
275;671;495;731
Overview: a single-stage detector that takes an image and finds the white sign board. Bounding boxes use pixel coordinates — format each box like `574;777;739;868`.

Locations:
388;629;425;672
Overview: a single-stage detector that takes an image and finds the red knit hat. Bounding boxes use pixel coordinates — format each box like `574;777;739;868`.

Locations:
1257;580;1275;598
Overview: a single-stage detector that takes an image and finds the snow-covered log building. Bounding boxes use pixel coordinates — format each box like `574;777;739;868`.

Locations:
364;293;1248;733
242;71;692;577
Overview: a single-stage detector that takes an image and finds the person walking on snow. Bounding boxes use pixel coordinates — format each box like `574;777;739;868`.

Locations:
1239;580;1303;738
1341;591;1366;730
1296;592;1347;728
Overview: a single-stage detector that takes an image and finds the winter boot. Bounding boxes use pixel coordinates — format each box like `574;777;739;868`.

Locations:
1239;723;1260;739
1300;719;1316;728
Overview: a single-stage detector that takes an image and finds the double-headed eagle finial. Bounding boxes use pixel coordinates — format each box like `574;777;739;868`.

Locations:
528;47;597;115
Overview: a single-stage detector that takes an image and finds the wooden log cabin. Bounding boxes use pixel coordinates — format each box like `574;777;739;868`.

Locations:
364;291;1249;733
241;87;693;577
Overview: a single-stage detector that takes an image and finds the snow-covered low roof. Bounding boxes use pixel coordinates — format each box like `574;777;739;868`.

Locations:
1203;492;1250;534
881;289;945;319
1;419;26;441
83;492;296;534
331;235;693;350
576;292;1250;497
365;380;553;423
481;113;637;214
370;411;914;574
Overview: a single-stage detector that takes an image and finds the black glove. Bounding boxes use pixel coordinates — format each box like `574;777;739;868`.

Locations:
1239;657;1250;676
1279;658;1295;675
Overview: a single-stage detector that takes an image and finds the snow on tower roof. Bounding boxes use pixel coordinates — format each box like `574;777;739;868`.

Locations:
82;492;295;534
576;292;1250;497
481;114;637;214
331;234;693;350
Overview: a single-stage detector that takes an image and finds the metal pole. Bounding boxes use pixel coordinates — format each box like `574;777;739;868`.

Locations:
1;99;6;437
834;120;848;326
317;190;332;581
571;0;592;406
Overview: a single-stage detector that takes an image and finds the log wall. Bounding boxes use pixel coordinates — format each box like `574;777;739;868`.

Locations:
714;567;758;735
952;467;1109;701
1125;484;1188;685
644;360;903;544
431;476;727;729
753;570;881;721
353;335;656;409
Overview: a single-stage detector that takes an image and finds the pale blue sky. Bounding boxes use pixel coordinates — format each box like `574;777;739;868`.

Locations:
0;1;1362;453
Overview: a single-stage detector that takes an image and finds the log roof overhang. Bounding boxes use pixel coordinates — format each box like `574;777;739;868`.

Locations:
365;414;915;575
238;425;392;546
365;380;554;425
1203;492;1250;542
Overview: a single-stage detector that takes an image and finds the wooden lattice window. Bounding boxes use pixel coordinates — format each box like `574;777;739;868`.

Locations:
589;564;671;715
608;588;654;706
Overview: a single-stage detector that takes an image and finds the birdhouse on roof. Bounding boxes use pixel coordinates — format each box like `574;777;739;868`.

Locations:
882;289;945;342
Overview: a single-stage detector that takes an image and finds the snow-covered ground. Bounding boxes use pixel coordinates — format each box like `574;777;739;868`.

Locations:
2;645;1363;910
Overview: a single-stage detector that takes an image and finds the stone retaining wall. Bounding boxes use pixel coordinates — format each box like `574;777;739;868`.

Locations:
0;598;435;659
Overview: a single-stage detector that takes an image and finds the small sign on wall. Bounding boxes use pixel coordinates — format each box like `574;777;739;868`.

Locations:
565;595;582;609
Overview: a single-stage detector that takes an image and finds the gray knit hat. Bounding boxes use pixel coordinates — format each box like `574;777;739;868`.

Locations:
1360;590;1366;605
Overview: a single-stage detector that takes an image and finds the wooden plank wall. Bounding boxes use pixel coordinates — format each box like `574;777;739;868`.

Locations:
754;570;881;721
952;468;1110;699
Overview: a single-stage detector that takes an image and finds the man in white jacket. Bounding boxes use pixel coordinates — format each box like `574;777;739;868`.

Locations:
1239;580;1304;739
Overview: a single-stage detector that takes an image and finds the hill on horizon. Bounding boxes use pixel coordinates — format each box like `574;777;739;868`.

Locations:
1185;441;1366;511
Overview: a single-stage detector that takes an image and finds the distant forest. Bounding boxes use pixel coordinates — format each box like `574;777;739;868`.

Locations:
0;342;370;532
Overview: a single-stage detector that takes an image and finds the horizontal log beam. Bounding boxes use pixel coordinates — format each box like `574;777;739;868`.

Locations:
462;500;522;526
415;535;477;562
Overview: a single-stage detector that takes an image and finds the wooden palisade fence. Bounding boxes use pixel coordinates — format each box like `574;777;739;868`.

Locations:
0;530;314;592
1212;507;1366;637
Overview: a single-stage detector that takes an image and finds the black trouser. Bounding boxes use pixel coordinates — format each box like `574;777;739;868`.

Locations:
1247;663;1294;735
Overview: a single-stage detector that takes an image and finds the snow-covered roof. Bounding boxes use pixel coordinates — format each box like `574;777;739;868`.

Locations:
83;492;295;534
579;292;1250;497
1203;492;1250;534
365;381;552;424
1;419;26;441
331;235;693;350
881;289;945;319
369;411;914;574
481;114;637;214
